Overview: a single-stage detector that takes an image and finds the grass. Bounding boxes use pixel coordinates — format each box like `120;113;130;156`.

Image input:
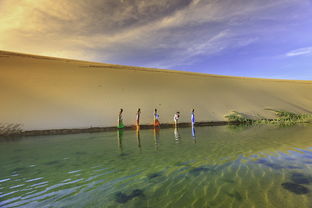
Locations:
225;110;312;126
0;123;23;136
224;111;253;123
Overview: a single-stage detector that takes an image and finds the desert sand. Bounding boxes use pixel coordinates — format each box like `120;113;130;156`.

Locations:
0;50;312;131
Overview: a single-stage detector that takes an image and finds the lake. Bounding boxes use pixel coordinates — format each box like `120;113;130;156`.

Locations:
1;125;312;207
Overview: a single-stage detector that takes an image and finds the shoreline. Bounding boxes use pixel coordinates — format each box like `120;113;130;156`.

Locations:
0;121;240;137
2;51;312;133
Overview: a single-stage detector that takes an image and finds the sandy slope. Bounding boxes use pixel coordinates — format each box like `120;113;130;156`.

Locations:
0;50;312;131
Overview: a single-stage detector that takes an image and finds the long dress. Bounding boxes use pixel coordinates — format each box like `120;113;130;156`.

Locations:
136;113;140;127
174;114;179;125
118;114;125;129
154;113;160;127
191;112;195;125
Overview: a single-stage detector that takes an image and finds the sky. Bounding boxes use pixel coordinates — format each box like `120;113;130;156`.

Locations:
0;0;312;80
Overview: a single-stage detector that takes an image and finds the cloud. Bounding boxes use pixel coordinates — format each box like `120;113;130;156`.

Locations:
0;0;310;69
286;47;312;57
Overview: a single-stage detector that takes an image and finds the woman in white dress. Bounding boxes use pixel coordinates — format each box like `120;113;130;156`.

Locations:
174;112;180;128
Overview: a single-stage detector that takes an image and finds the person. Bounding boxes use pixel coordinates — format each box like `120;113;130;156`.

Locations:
174;112;180;128
154;109;160;127
191;109;195;126
136;108;141;128
118;108;125;129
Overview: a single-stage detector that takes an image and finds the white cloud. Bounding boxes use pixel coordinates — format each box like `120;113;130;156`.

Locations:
286;47;312;57
0;0;309;68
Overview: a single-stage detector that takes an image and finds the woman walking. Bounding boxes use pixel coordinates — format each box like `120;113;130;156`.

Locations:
118;108;125;129
154;109;160;127
191;109;195;126
174;112;180;128
136;108;141;128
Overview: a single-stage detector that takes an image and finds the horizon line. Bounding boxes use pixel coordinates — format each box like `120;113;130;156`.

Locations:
1;49;311;83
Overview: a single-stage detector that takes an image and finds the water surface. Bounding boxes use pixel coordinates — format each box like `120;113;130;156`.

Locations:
1;125;312;207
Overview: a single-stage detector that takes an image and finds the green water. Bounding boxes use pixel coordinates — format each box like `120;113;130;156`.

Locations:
1;125;312;208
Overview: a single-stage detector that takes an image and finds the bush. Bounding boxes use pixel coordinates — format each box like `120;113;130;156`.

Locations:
0;123;23;136
225;110;312;126
225;111;253;123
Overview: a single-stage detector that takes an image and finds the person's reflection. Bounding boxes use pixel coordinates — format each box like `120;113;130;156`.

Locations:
136;128;142;153
154;127;160;151
174;127;180;143
117;129;124;155
192;126;196;144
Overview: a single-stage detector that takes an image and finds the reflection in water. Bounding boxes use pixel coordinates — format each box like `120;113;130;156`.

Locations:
136;128;142;153
174;127;180;143
2;125;312;208
192;126;196;144
153;128;160;151
117;129;124;154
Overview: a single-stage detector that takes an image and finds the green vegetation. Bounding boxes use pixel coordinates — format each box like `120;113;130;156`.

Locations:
224;111;253;123
225;110;312;126
0;123;23;136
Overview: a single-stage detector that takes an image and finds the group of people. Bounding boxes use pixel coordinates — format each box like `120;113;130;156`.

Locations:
118;108;196;129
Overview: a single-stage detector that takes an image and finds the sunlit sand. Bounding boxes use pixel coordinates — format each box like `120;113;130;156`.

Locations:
1;50;312;131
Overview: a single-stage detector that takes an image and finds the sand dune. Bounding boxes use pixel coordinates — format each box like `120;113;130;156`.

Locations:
0;50;312;131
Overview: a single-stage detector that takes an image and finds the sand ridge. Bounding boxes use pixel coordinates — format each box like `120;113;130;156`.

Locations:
0;50;311;131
